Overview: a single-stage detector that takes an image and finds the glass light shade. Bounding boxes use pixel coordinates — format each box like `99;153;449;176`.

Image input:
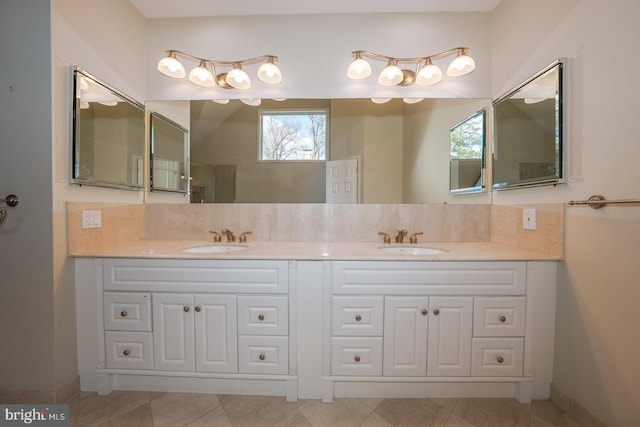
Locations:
158;55;186;78
257;62;282;84
378;64;403;86
226;67;251;89
188;62;215;87
403;98;424;104
347;58;372;80
211;99;230;104
371;97;391;104
241;98;261;106
447;53;476;77
416;63;443;86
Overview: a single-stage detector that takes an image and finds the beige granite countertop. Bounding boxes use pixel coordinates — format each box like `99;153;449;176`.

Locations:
69;240;562;261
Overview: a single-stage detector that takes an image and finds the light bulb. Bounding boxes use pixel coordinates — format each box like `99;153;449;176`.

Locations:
157;53;186;78
447;51;476;77
347;58;372;80
416;62;443;86
378;64;403;86
257;61;282;84
188;61;215;87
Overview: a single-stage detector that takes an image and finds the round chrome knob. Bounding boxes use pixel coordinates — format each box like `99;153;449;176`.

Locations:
123;349;130;356
433;309;440;316
355;314;362;322
354;355;361;363
259;354;265;361
421;309;428;316
497;356;504;364
195;306;201;313
499;315;507;323
183;306;190;313
120;310;127;318
258;314;265;321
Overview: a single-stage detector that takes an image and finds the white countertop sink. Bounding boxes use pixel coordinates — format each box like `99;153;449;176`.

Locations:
378;245;447;255
182;244;248;254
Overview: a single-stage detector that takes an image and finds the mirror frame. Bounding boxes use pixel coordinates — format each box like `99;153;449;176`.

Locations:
491;59;565;191
449;108;486;195
71;67;146;190
149;112;190;194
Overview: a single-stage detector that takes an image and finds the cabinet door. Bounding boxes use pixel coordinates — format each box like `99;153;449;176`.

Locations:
383;296;429;376
194;294;237;373
427;296;472;376
153;293;195;371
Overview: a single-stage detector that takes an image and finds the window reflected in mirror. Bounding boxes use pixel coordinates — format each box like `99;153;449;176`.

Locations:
72;67;145;190
449;109;486;194
150;112;189;193
492;59;564;190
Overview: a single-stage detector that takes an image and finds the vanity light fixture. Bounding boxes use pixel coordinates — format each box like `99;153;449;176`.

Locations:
158;50;282;89
347;47;475;87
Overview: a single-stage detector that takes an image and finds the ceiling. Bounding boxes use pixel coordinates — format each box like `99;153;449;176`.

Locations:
129;0;501;19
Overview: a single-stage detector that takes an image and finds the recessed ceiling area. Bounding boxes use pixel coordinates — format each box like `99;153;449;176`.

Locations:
129;0;501;19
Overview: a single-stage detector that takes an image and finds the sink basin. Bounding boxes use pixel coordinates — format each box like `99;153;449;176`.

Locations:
379;245;447;255
182;244;248;254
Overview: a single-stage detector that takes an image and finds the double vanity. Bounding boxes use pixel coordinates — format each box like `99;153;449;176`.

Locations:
73;236;559;404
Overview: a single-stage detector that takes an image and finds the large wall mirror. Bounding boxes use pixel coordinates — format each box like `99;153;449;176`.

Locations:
449;109;486;194
187;97;491;204
492;59;565;190
72;67;145;190
150;112;189;193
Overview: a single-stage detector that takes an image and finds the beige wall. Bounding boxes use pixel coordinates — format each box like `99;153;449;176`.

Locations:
492;1;640;425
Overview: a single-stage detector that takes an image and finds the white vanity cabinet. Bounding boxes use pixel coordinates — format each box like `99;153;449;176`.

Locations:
76;258;297;401
324;261;557;404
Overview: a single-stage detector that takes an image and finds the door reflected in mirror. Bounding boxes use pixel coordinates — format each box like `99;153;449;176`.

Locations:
449;109;486;194
150;112;189;193
72;67;145;190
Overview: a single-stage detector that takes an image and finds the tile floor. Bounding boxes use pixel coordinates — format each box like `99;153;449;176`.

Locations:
66;391;584;427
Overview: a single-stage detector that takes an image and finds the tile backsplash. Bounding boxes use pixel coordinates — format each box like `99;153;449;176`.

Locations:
68;202;563;257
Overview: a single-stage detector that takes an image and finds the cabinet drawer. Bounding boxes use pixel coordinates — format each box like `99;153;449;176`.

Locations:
238;336;288;374
238;296;288;336
471;338;523;377
105;331;153;369
332;296;384;336
474;297;525;337
331;337;383;376
104;292;151;331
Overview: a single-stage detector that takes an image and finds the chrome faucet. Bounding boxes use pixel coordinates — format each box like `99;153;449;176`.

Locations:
395;229;408;243
221;228;235;242
239;231;252;243
209;230;222;242
409;232;424;244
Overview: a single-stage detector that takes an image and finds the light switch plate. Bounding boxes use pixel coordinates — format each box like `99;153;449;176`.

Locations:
523;208;536;230
82;210;102;229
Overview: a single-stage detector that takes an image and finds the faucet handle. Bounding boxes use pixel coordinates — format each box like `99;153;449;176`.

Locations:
395;229;408;243
409;232;424;244
209;230;222;242
239;231;252;243
378;232;391;244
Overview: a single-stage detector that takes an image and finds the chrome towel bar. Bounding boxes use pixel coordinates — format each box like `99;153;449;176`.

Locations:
568;194;640;209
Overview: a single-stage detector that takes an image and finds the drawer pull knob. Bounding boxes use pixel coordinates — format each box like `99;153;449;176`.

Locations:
354;355;361;363
195;306;201;313
259;354;265;361
497;356;504;364
355;314;362;322
433;308;440;316
120;310;127;318
499;315;507;323
123;349;130;356
258;314;265;321
183;306;190;313
421;309;428;316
